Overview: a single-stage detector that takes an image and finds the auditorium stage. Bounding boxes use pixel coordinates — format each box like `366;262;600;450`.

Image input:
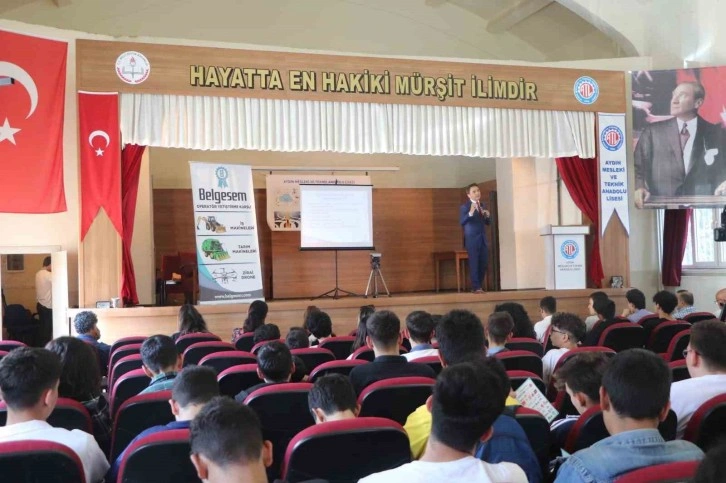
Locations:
66;288;628;344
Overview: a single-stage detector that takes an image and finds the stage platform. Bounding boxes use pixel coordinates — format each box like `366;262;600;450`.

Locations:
66;288;628;344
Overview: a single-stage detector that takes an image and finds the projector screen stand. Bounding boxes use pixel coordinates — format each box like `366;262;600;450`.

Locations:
312;250;359;300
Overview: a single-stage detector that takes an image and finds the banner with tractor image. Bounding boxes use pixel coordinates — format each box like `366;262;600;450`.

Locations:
189;162;264;304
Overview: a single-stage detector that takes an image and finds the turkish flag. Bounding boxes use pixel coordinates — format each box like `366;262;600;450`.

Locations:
0;30;67;213
79;92;122;239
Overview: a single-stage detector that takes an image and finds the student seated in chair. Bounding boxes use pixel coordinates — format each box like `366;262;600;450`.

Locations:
74;310;112;374
403;311;439;361
139;334;182;395
235;341;295;402
308;374;359;423
485;312;514;356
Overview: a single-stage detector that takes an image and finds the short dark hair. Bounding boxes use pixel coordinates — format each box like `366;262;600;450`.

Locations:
140;335;178;373
172;366;219;408
431;361;504;452
554;352;609;402
551;313;586;344
366;310;401;348
352;305;376;352
625;289;647;310
540;296;556;314
243;300;268;333
486;312;514;344
290;355;308;383
694;443;726;483
465;183;478;193
190;397;263;467
406;311;435;344
42;256;51;267
46;337;101;402
73;311;98;335
177;304;208;336
253;324;280;345
307;311;333;339
481;356;511;403
256;341;293;382
602;349;670;419
594;298;616;320
590;291;608;301
677;290;694;307
653;290;678;315
0;347;61;410
308;374;357;415
285;327;309;350
690;320;726;371
437;309;486;365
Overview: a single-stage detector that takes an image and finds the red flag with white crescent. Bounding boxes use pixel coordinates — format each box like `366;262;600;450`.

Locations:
0;30;67;213
79;92;122;239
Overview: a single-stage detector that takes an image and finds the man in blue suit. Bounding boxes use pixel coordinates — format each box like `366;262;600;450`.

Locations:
459;183;490;293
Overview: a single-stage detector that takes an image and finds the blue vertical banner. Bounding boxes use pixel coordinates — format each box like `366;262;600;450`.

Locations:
189;162;264;304
598;113;630;236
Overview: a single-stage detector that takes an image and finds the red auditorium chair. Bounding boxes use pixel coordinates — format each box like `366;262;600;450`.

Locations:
684;394;726;451
251;338;286;355
0;440;85;483
0;340;25;352
0;350;8;362
669;359;691;382
281;417;411;483
199;350;256;375
116;429;199;483
182;341;235;366
349;346;409;362
110;369;151;417
546;347;616;401
233;333;256;352
597;323;646;352
638;313;665;341
290;348;336;371
514;406;551;474
217;363;261;398
505;337;544;357
507;370;546;395
0;398;92;433
108;343;143;377
357;377;436;425
110;390;175;461
660;330;690;362
647;321;691;353
495;350;543;378
244;383;315;480
109;354;143;390
109;336;146;358
563;406;609;453
308;360;367;382
318;336;356;360
174;333;221;353
410;355;443;375
683;312;718;324
615;460;700;483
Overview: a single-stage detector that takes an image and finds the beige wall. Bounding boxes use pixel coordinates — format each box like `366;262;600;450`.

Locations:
130;150;156;305
1;254;47;311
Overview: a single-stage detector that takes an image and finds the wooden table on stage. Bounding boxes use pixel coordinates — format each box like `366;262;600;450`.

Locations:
433;250;470;293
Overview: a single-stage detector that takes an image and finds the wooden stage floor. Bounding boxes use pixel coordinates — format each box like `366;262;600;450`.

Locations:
67;288;628;344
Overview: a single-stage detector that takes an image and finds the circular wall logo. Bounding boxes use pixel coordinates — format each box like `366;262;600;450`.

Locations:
560;240;579;260
601;125;624;151
573;76;599;105
115;51;151;85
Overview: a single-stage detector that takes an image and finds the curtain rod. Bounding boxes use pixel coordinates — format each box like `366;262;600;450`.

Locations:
251;166;399;172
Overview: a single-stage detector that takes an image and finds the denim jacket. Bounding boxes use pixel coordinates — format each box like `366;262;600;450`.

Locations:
554;428;703;483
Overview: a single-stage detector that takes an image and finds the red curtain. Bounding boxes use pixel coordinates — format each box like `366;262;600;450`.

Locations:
121;145;146;306
555;156;605;288
662;209;692;286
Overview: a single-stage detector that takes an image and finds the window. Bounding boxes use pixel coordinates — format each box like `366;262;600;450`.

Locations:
5;255;24;272
681;208;726;269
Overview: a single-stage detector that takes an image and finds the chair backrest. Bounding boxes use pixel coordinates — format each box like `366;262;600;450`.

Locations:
350;346;375;361
217;363;261;398
281;417;411;483
117;429;199;483
507;370;546;395
109;336;147;359
615;460;700;483
660;409;678;441
506;338;544;357
244;383;315;480
109;354;143;390
109;343;143;376
564;405;609;453
669;359;691;382
110;368;151;417
182;341;235;366
638;314;666;341
542;325;553;349
0;340;26;352
598;323;646;352
494;350;544;378
683;312;718;324
318;336;356;360
648;321;691;353
662;330;691;362
0;350;8;362
233;333;256;352
175;333;221;353
684;393;726;451
0;440;85;483
251;338;286;355
308;360;368;382
290;348;336;372
514;406;551;474
0;398;93;434
410;355;443;375
357;377;436;425
110;390;175;460
199;350;256;375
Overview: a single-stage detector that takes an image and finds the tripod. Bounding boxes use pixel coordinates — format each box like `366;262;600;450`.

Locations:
312;250;359;300
365;261;391;298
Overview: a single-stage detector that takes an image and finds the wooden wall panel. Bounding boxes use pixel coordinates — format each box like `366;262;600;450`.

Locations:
80;212;121;307
600;215;630;287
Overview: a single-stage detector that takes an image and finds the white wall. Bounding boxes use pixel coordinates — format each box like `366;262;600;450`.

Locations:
130;150;155;305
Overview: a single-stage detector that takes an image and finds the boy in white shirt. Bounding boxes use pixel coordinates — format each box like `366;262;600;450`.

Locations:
360;360;526;483
0;347;109;483
534;296;556;343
